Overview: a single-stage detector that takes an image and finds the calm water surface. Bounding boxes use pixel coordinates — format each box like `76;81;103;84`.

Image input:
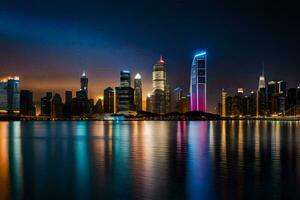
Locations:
0;121;300;199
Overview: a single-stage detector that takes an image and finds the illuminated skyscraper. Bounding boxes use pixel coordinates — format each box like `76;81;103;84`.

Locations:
190;51;207;112
80;71;88;98
120;70;131;87
151;56;170;114
152;56;166;91
0;80;7;113
134;73;142;111
257;66;267;116
7;77;20;113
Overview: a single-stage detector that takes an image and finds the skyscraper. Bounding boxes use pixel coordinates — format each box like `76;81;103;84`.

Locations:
221;89;227;117
41;92;52;116
7;77;20;113
115;70;135;112
63;91;72;117
151;56;169;114
152;56;166;91
146;93;151;112
190;51;207;112
80;71;88;98
0;80;7;113
134;73;142;111
120;70;131;87
20;90;35;116
51;93;63;118
104;87;114;113
174;87;183;113
257;66;267;116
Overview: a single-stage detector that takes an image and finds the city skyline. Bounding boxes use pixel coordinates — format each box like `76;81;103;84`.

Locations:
1;1;300;112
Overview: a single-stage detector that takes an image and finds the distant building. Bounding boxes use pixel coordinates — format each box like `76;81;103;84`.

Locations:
63;91;72;117
20;90;35;116
190;51;207;112
115;87;135;112
257;67;267;116
51;93;63;118
221;89;227;117
6;77;20;113
115;70;135;112
41;92;52;116
120;70;131;87
174;87;183;112
146;93;152;112
80;71;88;98
94;98;103;113
134;73;142;111
104;87;114;113
0;80;7;113
297;86;300;105
165;84;171;113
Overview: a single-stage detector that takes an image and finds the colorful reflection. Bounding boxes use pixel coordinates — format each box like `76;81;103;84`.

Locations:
0;121;299;199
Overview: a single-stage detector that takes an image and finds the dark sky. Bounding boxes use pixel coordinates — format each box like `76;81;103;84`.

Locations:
0;0;300;112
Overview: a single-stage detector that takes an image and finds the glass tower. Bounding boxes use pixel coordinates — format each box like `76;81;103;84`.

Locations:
190;51;207;112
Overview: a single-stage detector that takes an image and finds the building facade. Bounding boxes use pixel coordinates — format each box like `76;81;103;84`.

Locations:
190;52;207;112
134;73;142;111
104;87;115;113
115;70;135;112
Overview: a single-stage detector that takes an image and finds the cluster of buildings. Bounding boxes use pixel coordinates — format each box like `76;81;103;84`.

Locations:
0;52;208;119
218;67;300;117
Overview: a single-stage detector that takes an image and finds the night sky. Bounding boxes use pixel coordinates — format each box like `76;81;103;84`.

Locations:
0;0;300;112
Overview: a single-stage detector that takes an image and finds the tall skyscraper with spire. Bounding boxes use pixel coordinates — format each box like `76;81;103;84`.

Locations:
258;64;266;90
151;55;169;114
80;71;88;98
257;64;267;116
190;51;207;112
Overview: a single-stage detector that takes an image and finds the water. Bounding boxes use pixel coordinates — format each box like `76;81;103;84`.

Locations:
0;121;300;200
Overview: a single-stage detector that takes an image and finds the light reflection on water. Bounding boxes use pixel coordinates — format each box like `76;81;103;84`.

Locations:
0;121;300;199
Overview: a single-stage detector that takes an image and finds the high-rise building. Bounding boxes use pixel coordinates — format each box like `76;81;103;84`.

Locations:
20;90;35;116
151;56;169;114
0;80;7;113
93;98;103;113
277;80;287;96
120;70;131;87
297;86;300;105
221;89;227;117
63;91;72;117
134;73;142;111
7;77;20;113
115;87;135;112
165;84;171;113
152;56;166;91
257;67;267;116
258;65;266;90
104;87;114;113
146;93;152;112
174;87;183;112
51;93;63;118
190;51;207;112
116;70;135;112
287;88;297;110
80;71;88;98
41;92;52;116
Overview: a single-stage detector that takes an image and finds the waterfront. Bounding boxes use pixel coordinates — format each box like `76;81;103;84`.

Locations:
0;121;300;199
